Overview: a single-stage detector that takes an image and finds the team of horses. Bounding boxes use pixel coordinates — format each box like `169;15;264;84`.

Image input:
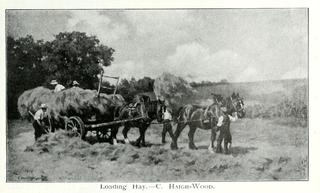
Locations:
44;90;244;153
104;92;245;153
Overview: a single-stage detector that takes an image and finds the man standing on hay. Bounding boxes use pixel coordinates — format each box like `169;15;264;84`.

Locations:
50;80;65;92
32;104;50;141
162;102;174;144
72;80;80;88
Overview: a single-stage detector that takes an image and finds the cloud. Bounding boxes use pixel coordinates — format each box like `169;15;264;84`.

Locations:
104;59;165;81
282;67;307;80
125;10;191;37
67;11;128;44
165;42;257;82
235;67;262;82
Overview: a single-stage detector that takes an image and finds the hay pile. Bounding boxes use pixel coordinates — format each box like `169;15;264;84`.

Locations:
17;87;125;121
153;73;196;111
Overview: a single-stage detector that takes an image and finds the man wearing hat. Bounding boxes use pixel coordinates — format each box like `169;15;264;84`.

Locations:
50;80;65;92
161;103;174;144
72;80;80;88
215;106;238;153
32;104;50;141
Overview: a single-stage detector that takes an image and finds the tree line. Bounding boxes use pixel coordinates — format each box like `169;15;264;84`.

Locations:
7;32;153;118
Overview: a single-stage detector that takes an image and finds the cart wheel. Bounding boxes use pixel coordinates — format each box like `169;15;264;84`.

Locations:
65;116;87;140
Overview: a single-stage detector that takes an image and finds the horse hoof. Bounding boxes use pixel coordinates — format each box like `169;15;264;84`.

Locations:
113;139;118;145
170;143;178;150
124;138;130;144
189;146;198;150
141;143;147;147
189;144;198;150
208;146;214;152
133;141;140;147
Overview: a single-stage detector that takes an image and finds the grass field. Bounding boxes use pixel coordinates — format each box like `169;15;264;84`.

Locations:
7;117;308;182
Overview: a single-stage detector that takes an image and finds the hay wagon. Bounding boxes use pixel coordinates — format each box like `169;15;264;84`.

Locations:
62;73;139;141
64;115;146;141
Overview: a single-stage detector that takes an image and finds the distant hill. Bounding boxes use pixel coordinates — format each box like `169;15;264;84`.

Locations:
193;79;308;105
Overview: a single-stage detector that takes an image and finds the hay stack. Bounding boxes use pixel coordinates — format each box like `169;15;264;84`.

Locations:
17;87;125;122
153;73;196;111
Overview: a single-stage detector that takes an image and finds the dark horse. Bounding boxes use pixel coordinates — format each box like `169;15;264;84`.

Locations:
170;92;245;152
113;94;165;147
170;101;221;150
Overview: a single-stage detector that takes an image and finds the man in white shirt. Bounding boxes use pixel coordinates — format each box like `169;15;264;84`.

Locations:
217;107;238;128
50;80;65;92
72;80;80;88
32;103;50;140
162;106;174;144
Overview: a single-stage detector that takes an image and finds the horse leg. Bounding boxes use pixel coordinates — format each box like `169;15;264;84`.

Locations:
111;126;119;145
122;124;131;144
162;121;168;144
133;128;142;147
224;128;232;154
188;126;198;150
208;126;217;152
170;123;186;150
139;125;148;147
167;123;175;142
133;124;143;147
216;130;224;153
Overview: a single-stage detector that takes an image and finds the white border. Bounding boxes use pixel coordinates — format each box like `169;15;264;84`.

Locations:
1;1;319;193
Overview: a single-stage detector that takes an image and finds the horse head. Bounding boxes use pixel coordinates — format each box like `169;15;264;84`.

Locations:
211;93;224;105
227;92;245;118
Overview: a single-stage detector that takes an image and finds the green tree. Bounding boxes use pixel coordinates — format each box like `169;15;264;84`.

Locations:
7;35;45;118
41;31;114;88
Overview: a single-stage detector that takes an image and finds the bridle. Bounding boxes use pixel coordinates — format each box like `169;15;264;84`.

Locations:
230;96;244;113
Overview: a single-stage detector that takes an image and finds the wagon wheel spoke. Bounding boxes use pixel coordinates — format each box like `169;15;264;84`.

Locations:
65;116;86;139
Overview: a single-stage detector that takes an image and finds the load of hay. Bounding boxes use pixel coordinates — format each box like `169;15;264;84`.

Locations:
17;86;125;122
153;73;196;111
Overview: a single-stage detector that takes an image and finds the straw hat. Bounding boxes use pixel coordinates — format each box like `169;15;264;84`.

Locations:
40;103;48;109
50;80;58;85
72;80;80;86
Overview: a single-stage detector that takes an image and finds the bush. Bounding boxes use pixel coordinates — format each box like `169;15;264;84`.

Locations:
245;98;308;127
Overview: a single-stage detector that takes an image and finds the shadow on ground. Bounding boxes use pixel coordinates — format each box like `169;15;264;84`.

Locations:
231;146;258;156
197;145;257;156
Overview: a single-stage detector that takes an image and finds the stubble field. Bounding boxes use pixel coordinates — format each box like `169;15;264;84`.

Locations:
7;116;308;182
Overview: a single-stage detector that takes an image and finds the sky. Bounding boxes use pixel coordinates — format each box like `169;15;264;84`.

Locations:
6;9;308;82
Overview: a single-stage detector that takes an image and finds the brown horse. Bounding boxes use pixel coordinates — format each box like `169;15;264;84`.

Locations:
170;102;221;150
113;94;165;147
170;92;245;152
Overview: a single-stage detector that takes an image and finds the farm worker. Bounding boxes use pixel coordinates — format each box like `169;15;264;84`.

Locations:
50;80;65;92
72;80;80;88
162;105;174;144
32;103;50;141
216;106;238;153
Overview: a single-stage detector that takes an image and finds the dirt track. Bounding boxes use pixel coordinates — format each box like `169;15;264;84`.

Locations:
7;118;308;182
